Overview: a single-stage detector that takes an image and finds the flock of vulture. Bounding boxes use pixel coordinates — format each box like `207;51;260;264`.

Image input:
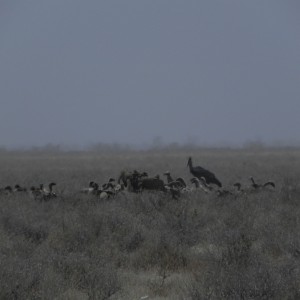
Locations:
0;157;275;201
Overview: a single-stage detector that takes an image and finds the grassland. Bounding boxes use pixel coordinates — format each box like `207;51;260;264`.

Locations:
0;148;299;299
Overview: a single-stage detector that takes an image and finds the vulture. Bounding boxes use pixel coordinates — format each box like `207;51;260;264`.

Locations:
250;177;275;189
163;171;174;183
264;181;275;188
80;181;96;194
233;182;242;191
43;182;57;200
14;184;27;192
140;177;166;192
0;186;13;195
190;177;210;193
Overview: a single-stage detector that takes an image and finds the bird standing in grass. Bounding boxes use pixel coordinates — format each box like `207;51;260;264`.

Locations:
250;177;275;189
163;171;174;183
187;157;222;187
80;181;96;194
14;184;27;192
0;186;13;195
43;182;57;200
190;177;210;193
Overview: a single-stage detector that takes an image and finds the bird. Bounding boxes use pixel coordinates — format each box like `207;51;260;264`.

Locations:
140;177;166;192
163;172;187;189
233;182;247;194
0;186;13;195
80;181;96;194
190;177;210;193
249;177;275;190
169;187;181;199
102;178;116;190
187;157;222;187
42;182;57;200
190;177;200;188
166;180;182;189
125;177;135;192
29;186;43;200
14;184;27;192
99;190;115;200
163;171;174;183
104;178;124;194
198;176;214;190
48;182;57;194
175;177;187;188
118;170;145;192
250;177;261;189
114;183;124;193
263;181;275;188
39;184;45;193
233;182;242;191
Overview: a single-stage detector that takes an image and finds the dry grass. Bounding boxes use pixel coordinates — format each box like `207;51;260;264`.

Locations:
0;148;300;299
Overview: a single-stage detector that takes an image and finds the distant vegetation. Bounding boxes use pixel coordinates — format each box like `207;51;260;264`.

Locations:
1;138;300;153
0;148;299;299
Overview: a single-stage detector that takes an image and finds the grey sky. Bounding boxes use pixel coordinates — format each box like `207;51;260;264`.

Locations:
0;1;299;148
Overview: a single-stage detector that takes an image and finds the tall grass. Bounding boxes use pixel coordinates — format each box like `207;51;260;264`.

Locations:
0;148;299;299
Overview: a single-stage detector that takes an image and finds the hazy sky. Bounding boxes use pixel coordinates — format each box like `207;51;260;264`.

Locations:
0;1;299;148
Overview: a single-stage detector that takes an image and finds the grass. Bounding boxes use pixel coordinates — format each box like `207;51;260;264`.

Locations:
0;148;299;299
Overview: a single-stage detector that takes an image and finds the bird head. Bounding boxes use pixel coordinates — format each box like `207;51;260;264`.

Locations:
249;176;255;183
233;182;241;190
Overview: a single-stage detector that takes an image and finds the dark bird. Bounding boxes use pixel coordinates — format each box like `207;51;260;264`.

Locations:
80;181;96;194
102;178;116;190
29;186;42;199
250;176;261;189
43;182;57;200
175;177;187;188
233;182;242;191
166;180;182;189
118;170;146;192
263;181;275;188
163;171;174;183
190;177;210;193
198;176;214;190
0;186;13;195
169;187;181;200
140;177;166;192
250;177;275;190
190;177;200;188
187;157;222;187
14;184;27;192
233;182;248;194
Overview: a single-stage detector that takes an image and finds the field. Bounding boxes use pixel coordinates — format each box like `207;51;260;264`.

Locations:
0;148;300;299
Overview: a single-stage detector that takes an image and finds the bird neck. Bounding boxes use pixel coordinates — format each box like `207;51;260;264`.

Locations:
167;174;173;183
188;159;193;171
193;180;199;188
